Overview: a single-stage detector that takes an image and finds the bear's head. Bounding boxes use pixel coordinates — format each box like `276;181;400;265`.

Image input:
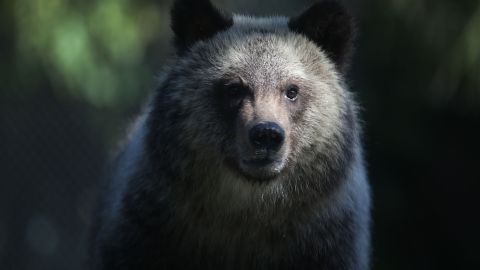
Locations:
149;0;357;188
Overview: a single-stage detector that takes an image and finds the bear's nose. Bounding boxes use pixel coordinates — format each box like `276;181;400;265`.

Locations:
249;122;285;151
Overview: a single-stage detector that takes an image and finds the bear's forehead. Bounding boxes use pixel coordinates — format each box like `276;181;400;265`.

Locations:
215;32;311;88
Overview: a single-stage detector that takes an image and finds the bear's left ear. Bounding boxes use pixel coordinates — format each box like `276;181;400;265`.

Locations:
288;1;355;71
171;0;233;54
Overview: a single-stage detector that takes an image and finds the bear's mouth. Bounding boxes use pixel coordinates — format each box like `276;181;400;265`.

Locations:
242;157;278;167
237;155;287;181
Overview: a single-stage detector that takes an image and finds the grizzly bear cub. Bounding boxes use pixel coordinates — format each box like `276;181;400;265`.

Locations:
92;1;371;269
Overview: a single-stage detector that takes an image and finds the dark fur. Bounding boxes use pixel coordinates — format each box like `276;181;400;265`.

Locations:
92;1;370;269
289;1;355;72
171;0;233;54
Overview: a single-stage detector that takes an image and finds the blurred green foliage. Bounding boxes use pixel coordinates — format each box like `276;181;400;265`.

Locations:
359;0;480;112
431;4;480;107
12;0;168;108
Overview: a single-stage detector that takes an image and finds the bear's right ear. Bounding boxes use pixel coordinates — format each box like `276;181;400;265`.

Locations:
171;0;233;54
288;1;355;72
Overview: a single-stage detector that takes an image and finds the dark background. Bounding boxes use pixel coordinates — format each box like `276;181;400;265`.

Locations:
1;0;479;269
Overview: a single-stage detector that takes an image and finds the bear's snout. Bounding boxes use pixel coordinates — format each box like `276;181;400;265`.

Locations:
248;122;285;151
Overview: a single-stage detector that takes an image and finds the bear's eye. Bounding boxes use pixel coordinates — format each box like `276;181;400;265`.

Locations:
226;83;246;100
285;85;299;101
221;82;249;108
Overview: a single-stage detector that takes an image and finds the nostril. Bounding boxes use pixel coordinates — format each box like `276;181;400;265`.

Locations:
249;122;285;151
